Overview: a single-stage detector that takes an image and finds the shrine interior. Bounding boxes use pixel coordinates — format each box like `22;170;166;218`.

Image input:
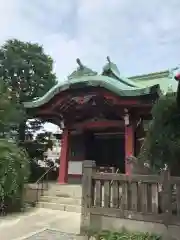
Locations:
84;128;125;173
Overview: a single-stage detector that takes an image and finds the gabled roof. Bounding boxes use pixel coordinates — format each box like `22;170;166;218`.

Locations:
23;57;161;109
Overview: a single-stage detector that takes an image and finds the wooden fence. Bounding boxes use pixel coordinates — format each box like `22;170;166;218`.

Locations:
80;160;180;233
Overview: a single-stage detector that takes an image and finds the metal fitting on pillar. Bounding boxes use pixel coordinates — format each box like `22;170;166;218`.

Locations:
124;108;130;126
60;120;65;130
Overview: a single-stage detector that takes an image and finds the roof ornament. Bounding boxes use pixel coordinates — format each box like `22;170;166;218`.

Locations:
68;58;97;80
102;56;140;88
76;58;83;69
102;56;120;77
107;56;111;64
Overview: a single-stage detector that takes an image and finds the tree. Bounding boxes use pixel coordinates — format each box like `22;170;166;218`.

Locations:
0;39;57;102
0;39;57;141
139;92;180;174
23;131;53;161
0;39;58;185
25;132;54;182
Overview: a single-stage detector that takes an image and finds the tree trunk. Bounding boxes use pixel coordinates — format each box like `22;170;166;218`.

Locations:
18;121;26;143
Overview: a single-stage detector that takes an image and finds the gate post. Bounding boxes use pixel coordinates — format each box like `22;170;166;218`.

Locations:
80;160;96;236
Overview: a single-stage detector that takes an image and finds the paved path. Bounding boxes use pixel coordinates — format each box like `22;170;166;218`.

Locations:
25;229;75;240
0;208;81;240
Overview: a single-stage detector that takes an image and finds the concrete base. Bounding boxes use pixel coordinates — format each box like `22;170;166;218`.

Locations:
90;214;180;240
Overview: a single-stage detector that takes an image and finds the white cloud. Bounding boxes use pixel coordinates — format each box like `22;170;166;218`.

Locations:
1;0;180;131
1;0;180;77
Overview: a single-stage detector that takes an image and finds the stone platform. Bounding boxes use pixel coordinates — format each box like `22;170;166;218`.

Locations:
0;208;81;240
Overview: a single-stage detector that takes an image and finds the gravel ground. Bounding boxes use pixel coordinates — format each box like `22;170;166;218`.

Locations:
25;229;76;240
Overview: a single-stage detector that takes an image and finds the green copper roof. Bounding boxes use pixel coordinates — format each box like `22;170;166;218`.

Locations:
102;57;141;88
23;57;160;109
68;58;98;80
130;68;179;93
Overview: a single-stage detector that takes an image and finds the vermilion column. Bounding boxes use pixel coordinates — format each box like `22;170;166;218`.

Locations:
58;129;69;184
125;124;134;175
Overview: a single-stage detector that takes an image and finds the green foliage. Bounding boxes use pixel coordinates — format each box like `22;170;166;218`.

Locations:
0;39;57;102
0;138;30;197
0;38;58;143
0;39;58;190
21;132;54;182
0;138;30;212
88;229;161;239
22;141;46;160
22;131;53;161
0;82;25;138
139;92;180;172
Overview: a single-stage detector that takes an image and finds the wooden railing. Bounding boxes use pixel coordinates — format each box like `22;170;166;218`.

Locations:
35;165;57;202
80;160;180;234
24;165;56;206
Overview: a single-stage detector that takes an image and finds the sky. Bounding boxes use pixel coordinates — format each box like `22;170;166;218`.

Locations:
2;0;180;132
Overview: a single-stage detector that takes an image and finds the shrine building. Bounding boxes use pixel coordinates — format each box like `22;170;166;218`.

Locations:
23;57;177;184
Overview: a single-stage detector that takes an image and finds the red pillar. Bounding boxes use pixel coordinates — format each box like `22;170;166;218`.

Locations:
125;124;134;175
58;129;69;184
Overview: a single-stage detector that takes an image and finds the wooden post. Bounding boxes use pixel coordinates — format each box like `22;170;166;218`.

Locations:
161;170;172;240
58;129;69;184
151;184;158;213
80;160;96;235
125;124;134;175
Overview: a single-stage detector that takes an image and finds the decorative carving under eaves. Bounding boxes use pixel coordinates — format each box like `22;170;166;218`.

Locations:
68;58;97;80
72;94;95;104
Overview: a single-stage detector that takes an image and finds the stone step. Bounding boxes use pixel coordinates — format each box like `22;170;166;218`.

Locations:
47;183;82;192
49;192;82;199
40;195;82;205
45;187;82;199
37;201;82;213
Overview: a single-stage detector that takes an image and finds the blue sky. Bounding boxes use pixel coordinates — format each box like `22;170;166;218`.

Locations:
2;0;180;79
2;0;180;132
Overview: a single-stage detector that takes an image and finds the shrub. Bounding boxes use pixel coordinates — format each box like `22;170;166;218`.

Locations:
88;229;162;239
139;92;180;174
0;138;30;213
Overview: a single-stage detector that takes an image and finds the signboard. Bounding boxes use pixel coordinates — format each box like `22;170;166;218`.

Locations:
68;161;82;175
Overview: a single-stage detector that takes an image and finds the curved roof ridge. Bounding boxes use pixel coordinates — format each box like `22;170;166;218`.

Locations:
23;75;160;109
23;57;161;109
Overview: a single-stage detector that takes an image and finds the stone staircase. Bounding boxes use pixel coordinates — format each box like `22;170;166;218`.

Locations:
37;183;82;213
